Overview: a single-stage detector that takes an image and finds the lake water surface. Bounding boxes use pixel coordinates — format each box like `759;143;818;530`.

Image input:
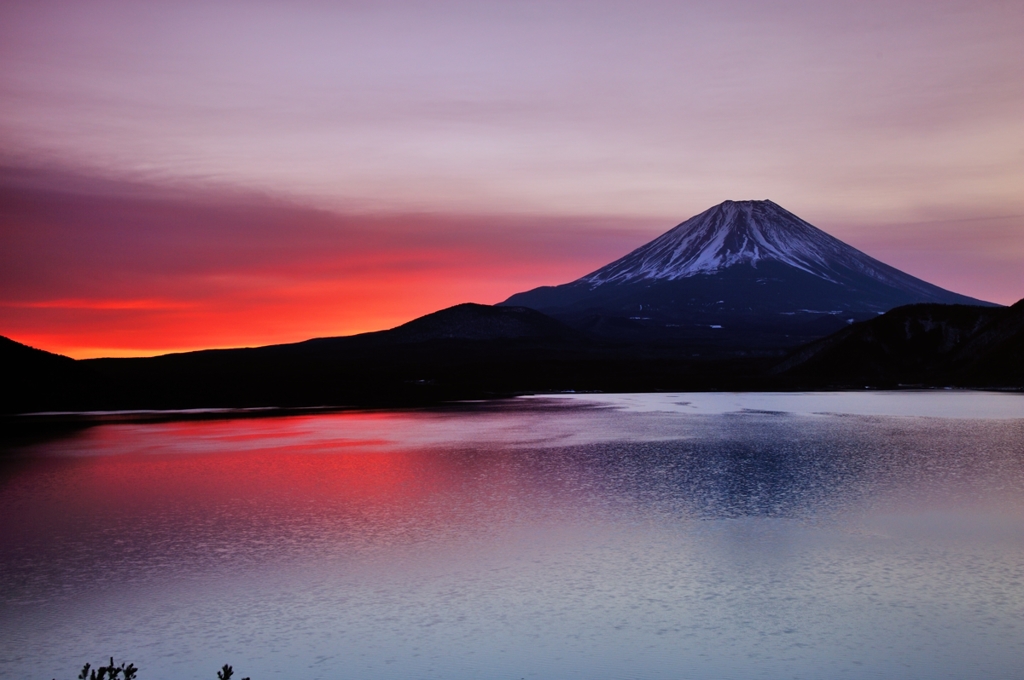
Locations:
2;392;1024;680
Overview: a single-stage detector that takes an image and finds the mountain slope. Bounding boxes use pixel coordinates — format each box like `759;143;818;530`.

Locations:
296;303;584;348
0;336;88;414
5;299;1021;416
503;200;993;347
773;299;1024;387
4;305;601;413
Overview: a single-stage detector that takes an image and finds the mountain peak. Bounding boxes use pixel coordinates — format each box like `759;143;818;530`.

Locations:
582;199;864;286
502;200;993;347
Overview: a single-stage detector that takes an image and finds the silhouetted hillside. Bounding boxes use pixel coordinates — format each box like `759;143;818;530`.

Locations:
0;336;90;414
3;301;1021;417
774;299;1024;387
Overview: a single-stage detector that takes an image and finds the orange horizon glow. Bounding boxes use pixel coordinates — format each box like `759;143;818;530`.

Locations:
0;168;659;358
1;265;573;359
2;2;1023;357
3;166;1023;359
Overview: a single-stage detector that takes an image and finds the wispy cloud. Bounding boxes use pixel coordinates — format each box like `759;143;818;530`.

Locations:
1;1;1022;354
2;1;1021;219
0;165;653;357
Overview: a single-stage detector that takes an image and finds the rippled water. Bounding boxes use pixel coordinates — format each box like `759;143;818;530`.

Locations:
2;392;1023;680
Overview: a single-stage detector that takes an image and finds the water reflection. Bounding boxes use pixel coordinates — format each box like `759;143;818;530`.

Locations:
2;393;1023;679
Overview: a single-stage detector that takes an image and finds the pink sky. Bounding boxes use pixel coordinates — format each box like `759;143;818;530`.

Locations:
1;0;1023;357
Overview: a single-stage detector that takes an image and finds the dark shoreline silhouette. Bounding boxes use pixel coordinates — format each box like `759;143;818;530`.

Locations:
3;299;1022;421
7;199;1019;421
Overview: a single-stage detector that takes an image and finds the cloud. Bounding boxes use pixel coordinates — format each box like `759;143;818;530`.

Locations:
2;1;1022;219
3;162;1020;357
0;164;653;357
2;1;1022;353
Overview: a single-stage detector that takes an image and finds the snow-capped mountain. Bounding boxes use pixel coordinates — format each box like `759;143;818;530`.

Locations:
502;200;994;348
583;200;943;294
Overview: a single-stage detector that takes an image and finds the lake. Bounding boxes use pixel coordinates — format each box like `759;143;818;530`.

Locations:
2;391;1023;680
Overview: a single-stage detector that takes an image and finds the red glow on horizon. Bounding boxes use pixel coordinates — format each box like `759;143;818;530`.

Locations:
2;167;1022;359
2;0;1022;358
1;171;653;357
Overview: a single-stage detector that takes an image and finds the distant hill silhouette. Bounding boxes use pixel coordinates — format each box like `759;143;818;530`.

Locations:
3;301;1022;417
7;304;754;414
773;298;1024;388
0;336;88;415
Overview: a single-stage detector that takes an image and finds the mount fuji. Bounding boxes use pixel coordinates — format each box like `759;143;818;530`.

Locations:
503;200;994;348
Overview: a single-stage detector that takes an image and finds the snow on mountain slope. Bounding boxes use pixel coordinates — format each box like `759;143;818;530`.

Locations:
501;200;994;347
581;200;935;296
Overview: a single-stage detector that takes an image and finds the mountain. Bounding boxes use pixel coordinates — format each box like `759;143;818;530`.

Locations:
773;298;1024;388
503;200;994;348
0;304;776;415
1;305;612;414
70;304;584;410
0;336;88;415
4;299;1022;416
302;302;584;346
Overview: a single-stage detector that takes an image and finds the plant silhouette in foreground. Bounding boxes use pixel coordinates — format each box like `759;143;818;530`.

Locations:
217;664;250;680
55;660;248;680
69;658;137;680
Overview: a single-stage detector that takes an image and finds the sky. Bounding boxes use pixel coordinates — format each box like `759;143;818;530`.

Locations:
2;0;1023;358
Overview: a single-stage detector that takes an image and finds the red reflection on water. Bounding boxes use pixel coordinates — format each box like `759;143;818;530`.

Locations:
67;447;431;514
0;414;528;565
